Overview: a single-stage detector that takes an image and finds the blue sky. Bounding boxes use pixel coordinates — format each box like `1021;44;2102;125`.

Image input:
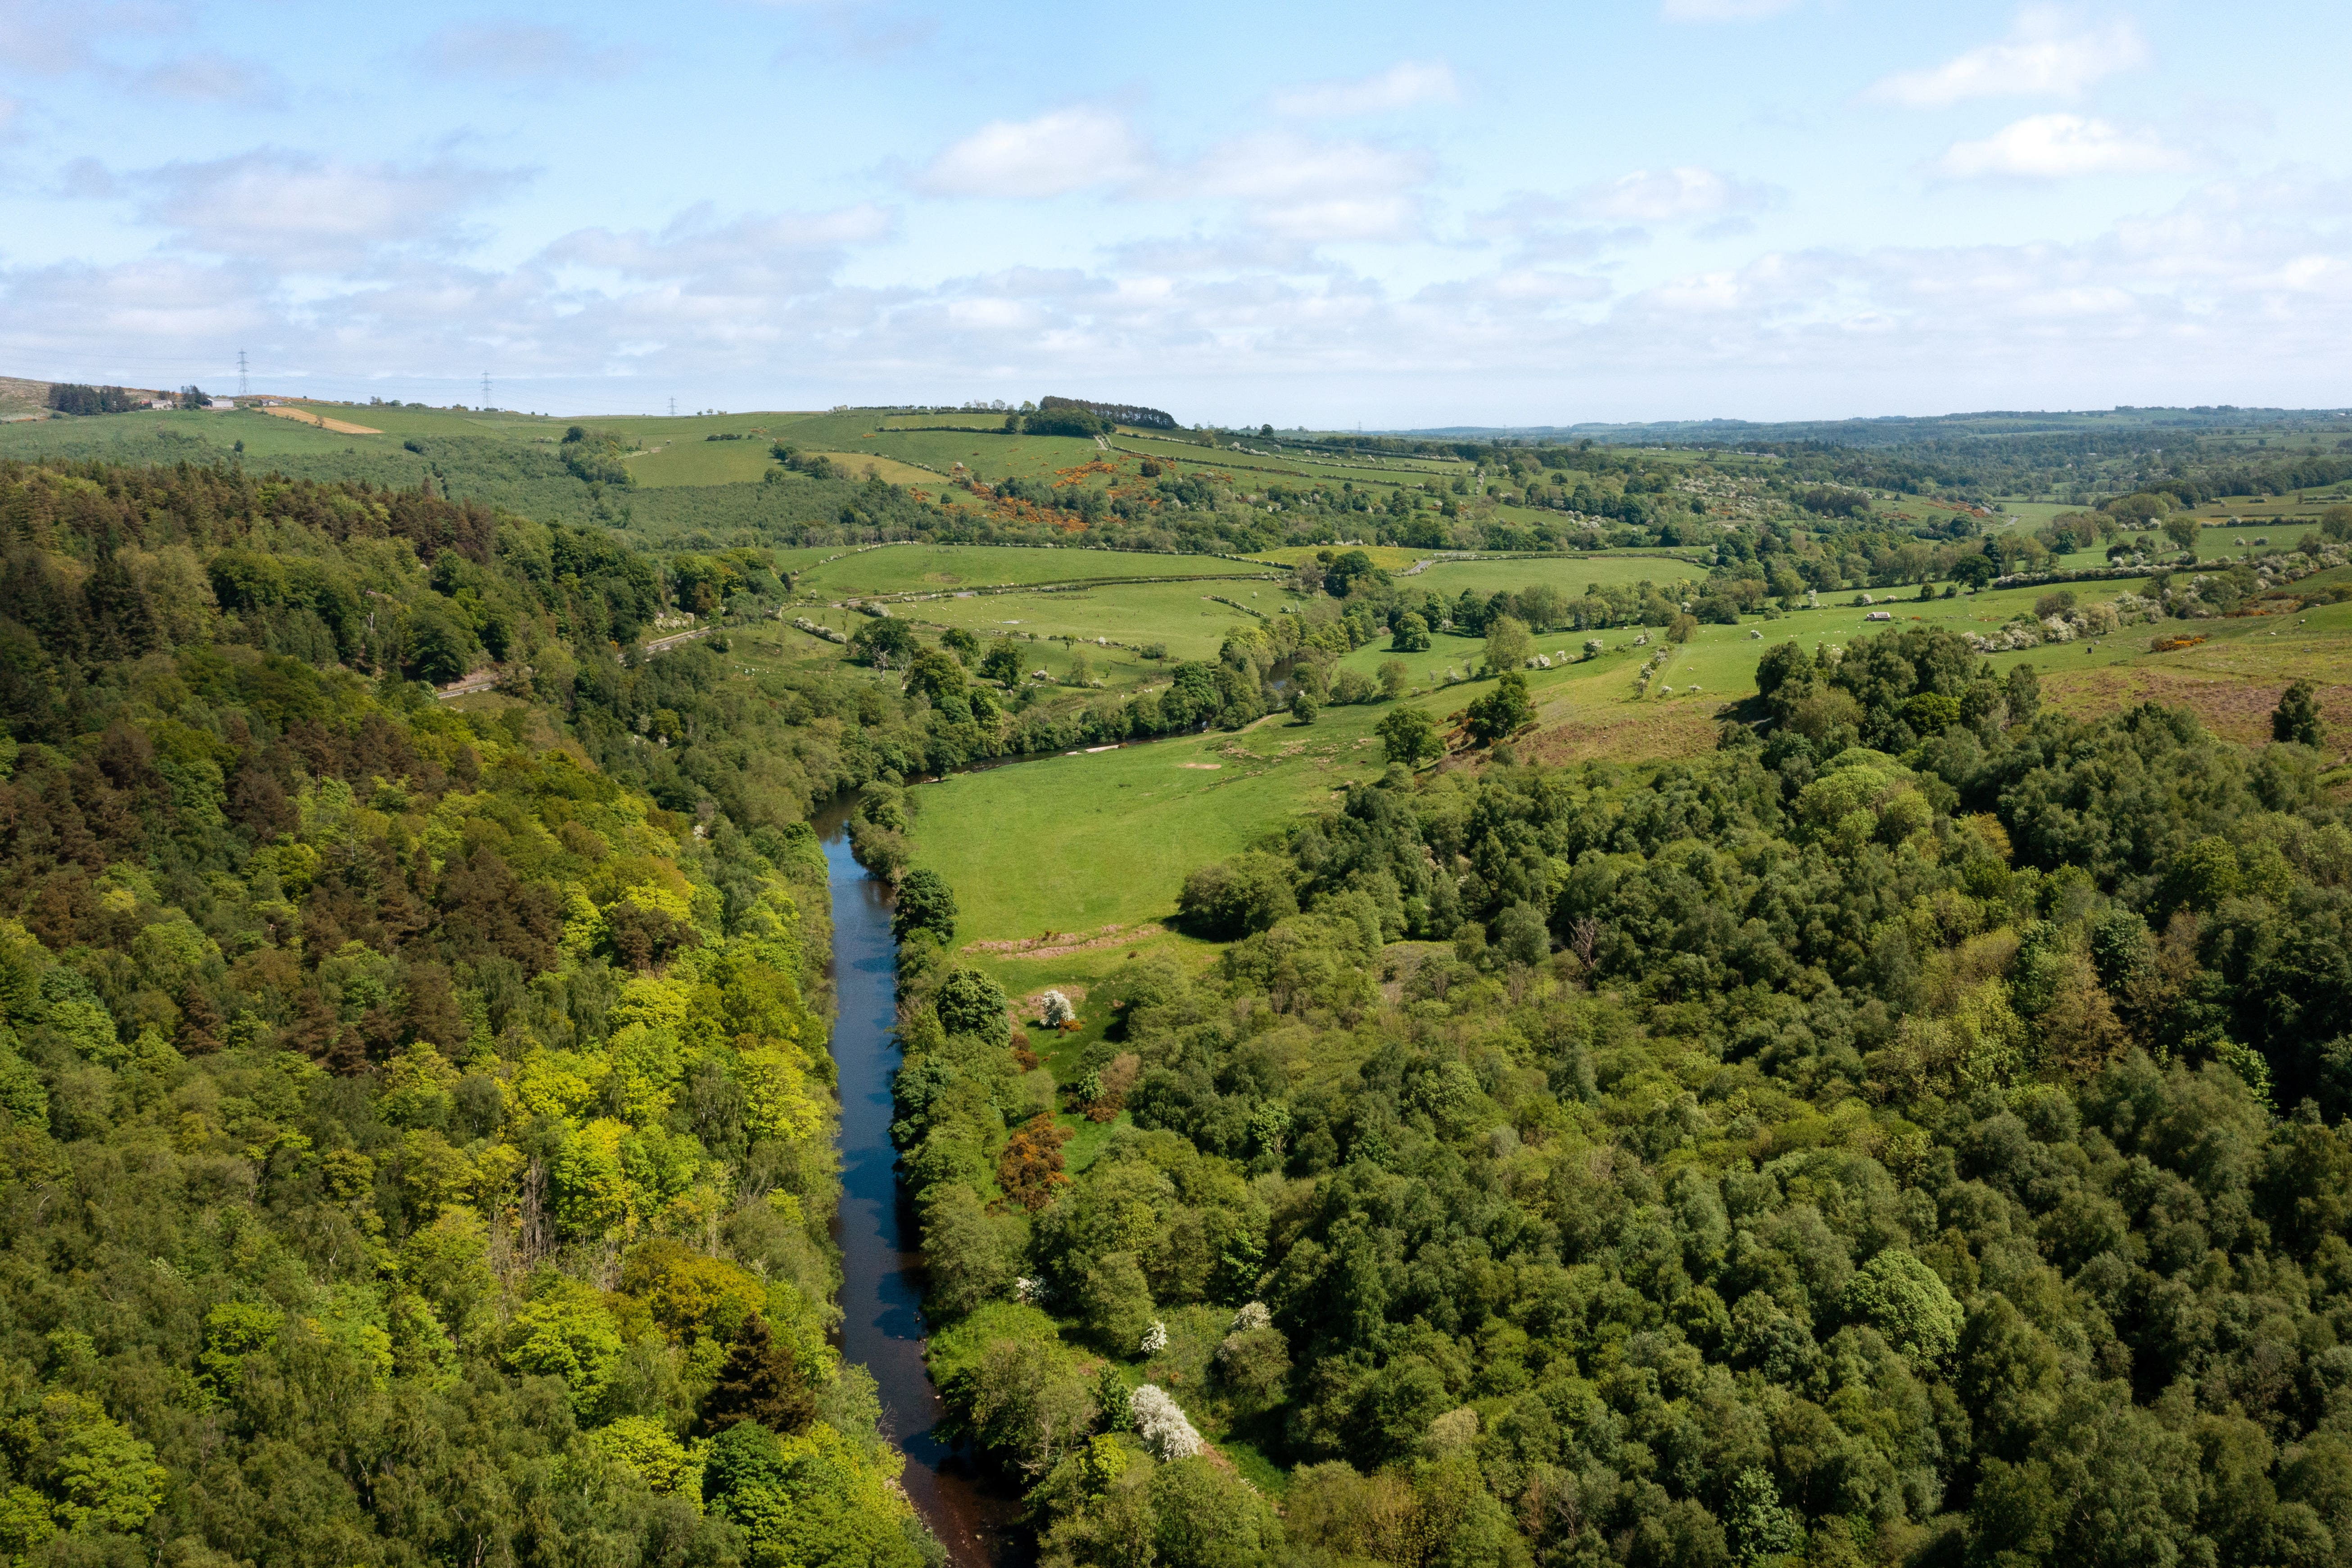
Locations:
1;0;2345;424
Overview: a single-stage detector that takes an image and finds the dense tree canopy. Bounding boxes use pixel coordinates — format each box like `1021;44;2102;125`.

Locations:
895;627;2352;1568
0;458;939;1567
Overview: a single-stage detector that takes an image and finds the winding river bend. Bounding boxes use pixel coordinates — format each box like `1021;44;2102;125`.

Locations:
815;805;1023;1566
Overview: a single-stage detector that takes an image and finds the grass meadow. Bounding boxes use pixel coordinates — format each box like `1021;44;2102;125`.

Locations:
903;582;1285;663
625;439;778;487
905;699;1404;990
792;543;1271;599
1402;552;1714;600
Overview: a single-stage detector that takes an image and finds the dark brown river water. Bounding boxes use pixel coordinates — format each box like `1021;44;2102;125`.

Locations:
813;800;1026;1566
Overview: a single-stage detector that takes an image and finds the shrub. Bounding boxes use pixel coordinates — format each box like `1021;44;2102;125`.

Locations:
1128;1384;1203;1460
1176;853;1298;937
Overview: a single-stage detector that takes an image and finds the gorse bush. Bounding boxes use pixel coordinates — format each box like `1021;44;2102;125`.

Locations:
898;625;2352;1568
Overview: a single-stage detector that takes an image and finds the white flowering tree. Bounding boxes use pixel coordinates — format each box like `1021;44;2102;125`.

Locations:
1127;1384;1203;1461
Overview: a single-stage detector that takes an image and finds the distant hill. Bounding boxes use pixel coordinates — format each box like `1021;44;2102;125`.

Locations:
1389;405;2352;448
0;377;52;420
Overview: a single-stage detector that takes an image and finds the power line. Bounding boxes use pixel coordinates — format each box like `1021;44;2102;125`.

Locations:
669;397;677;417
237;350;249;398
481;370;491;408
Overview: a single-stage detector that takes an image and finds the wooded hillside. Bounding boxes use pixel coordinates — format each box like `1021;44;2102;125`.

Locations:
893;627;2352;1568
0;457;938;1568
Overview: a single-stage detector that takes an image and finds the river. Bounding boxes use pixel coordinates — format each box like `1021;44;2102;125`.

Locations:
814;801;1025;1567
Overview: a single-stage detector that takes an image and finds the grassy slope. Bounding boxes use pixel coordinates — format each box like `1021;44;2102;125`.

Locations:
0;378;52;419
627;439;782;487
793;544;1271;597
905;582;1284;663
908;701;1401;991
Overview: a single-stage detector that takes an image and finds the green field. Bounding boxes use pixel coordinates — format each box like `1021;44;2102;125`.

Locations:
626;438;781;487
852;427;1113;484
0;404;425;464
798;546;1724;671
902;623;1777;992
1147;443;1463;486
900;581;1283;663
783;603;1198;689
1401;551;1712;599
792;543;1271;600
908;700;1402;989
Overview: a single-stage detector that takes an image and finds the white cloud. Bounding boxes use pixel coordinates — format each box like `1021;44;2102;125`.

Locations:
1251;195;1422;244
909;109;1435;244
54;157;116;198
1468;194;1646;262
132;150;528;268
547;203;895;279
423;23;632;81
0;256;291;397
1176;132;1433;243
1660;0;1800;22
1575;167;1775;223
912;106;1149;198
1935;114;2185;178
133;52;286;105
1868;9;2149;108
0;0;126;76
1104;234;1326;276
1416;269;1610;308
1271;60;1457;118
16;132;2352;423
1181;134;1427;204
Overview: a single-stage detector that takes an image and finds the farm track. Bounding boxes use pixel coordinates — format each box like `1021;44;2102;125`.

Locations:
642;627;713;656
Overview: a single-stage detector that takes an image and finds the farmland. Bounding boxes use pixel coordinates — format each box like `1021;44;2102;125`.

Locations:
792;542;1273;599
886;550;2352;991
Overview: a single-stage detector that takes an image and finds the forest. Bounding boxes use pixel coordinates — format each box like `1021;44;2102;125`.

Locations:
888;623;2352;1568
0;456;946;1568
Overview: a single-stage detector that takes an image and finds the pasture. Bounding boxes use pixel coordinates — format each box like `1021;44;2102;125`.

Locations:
852;428;1114;487
791;542;1271;600
625;438;777;487
1402;551;1713;600
905;695;1412;989
0;404;402;464
903;580;1285;663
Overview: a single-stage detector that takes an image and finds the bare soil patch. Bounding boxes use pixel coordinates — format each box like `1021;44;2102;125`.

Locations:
263;405;382;435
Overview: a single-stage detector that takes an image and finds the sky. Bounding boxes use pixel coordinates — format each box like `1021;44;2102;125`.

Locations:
0;0;2347;425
